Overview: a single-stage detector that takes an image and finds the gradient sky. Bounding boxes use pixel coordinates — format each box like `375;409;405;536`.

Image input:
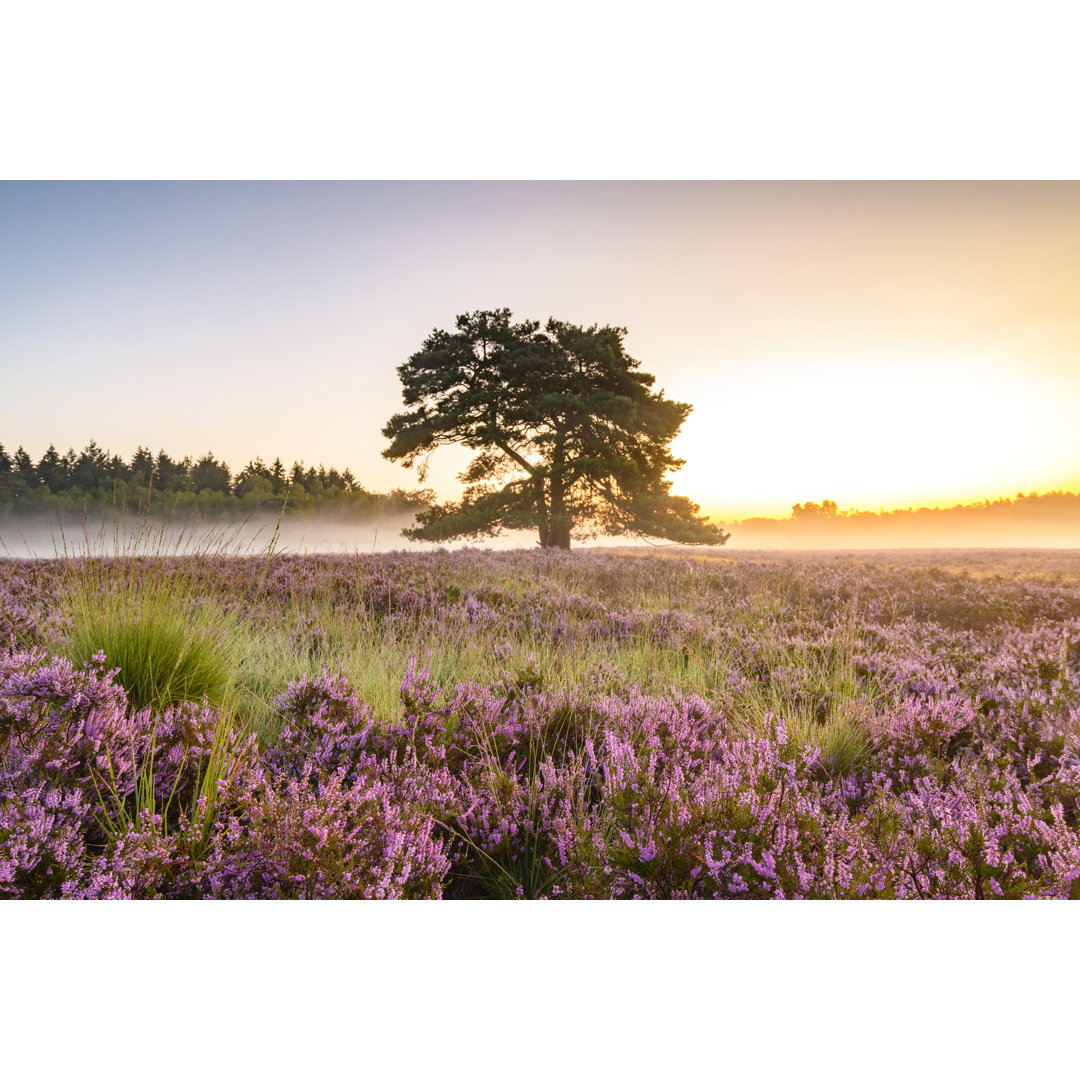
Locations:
2;180;1079;520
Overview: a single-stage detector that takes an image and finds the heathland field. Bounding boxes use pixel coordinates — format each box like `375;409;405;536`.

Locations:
3;544;1080;898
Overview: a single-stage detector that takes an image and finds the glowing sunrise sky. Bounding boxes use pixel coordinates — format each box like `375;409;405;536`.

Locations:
2;180;1079;520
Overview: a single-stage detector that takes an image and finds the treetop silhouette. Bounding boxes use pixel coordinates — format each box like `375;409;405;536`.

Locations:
383;309;728;550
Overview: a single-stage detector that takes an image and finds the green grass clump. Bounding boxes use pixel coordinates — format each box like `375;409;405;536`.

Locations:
786;713;874;777
58;514;250;715
66;590;239;713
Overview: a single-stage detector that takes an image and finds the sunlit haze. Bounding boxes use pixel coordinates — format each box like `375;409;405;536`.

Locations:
3;181;1079;526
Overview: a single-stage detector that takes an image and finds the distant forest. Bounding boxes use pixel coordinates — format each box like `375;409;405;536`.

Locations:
0;440;434;519
722;494;1080;547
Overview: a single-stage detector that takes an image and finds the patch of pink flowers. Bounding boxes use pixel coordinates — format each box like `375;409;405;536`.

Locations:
3;549;1079;898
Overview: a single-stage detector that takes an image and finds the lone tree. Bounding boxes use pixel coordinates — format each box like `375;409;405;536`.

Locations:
382;309;729;550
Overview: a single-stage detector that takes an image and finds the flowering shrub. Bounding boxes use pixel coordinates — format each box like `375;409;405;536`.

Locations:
0;782;90;898
73;811;195;900
1;649;136;798
204;764;449;899
265;669;382;783
2;548;1080;898
0;577;42;653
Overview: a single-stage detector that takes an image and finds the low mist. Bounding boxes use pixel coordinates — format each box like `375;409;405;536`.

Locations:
0;513;432;559
0;513;662;559
716;517;1080;551
3;503;1079;560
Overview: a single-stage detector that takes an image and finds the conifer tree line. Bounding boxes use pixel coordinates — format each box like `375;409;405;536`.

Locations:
0;440;433;518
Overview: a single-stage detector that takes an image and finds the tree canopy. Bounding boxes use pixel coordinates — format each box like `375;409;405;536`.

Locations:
382;309;729;550
0;439;431;521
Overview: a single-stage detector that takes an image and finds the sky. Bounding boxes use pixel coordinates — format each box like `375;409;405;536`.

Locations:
2;180;1079;521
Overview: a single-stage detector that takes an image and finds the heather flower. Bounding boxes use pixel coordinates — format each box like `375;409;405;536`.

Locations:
0;782;91;898
3;547;1080;899
264;669;382;784
204;763;449;899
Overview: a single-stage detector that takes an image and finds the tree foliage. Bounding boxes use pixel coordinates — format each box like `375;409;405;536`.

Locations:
383;309;728;550
0;439;431;521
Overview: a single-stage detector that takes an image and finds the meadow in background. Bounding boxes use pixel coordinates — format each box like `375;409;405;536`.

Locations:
3;528;1079;899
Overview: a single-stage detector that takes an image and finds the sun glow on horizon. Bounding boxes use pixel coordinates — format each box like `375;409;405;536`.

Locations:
670;348;1080;522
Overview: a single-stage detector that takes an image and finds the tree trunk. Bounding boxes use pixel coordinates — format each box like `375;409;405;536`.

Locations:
549;518;571;550
538;521;570;549
546;436;572;550
535;473;550;547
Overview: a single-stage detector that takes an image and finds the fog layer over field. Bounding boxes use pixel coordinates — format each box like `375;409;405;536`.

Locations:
0;514;663;559
3;508;1080;559
717;519;1080;550
0;514;426;559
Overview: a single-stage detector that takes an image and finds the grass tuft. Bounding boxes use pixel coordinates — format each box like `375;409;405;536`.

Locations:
58;510;250;715
66;593;238;713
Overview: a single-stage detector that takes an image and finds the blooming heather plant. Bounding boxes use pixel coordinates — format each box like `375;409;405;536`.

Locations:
204;763;449;899
1;649;136;798
0;647;261;897
2;547;1080;898
0;575;44;654
0;782;90;898
264;669;383;783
